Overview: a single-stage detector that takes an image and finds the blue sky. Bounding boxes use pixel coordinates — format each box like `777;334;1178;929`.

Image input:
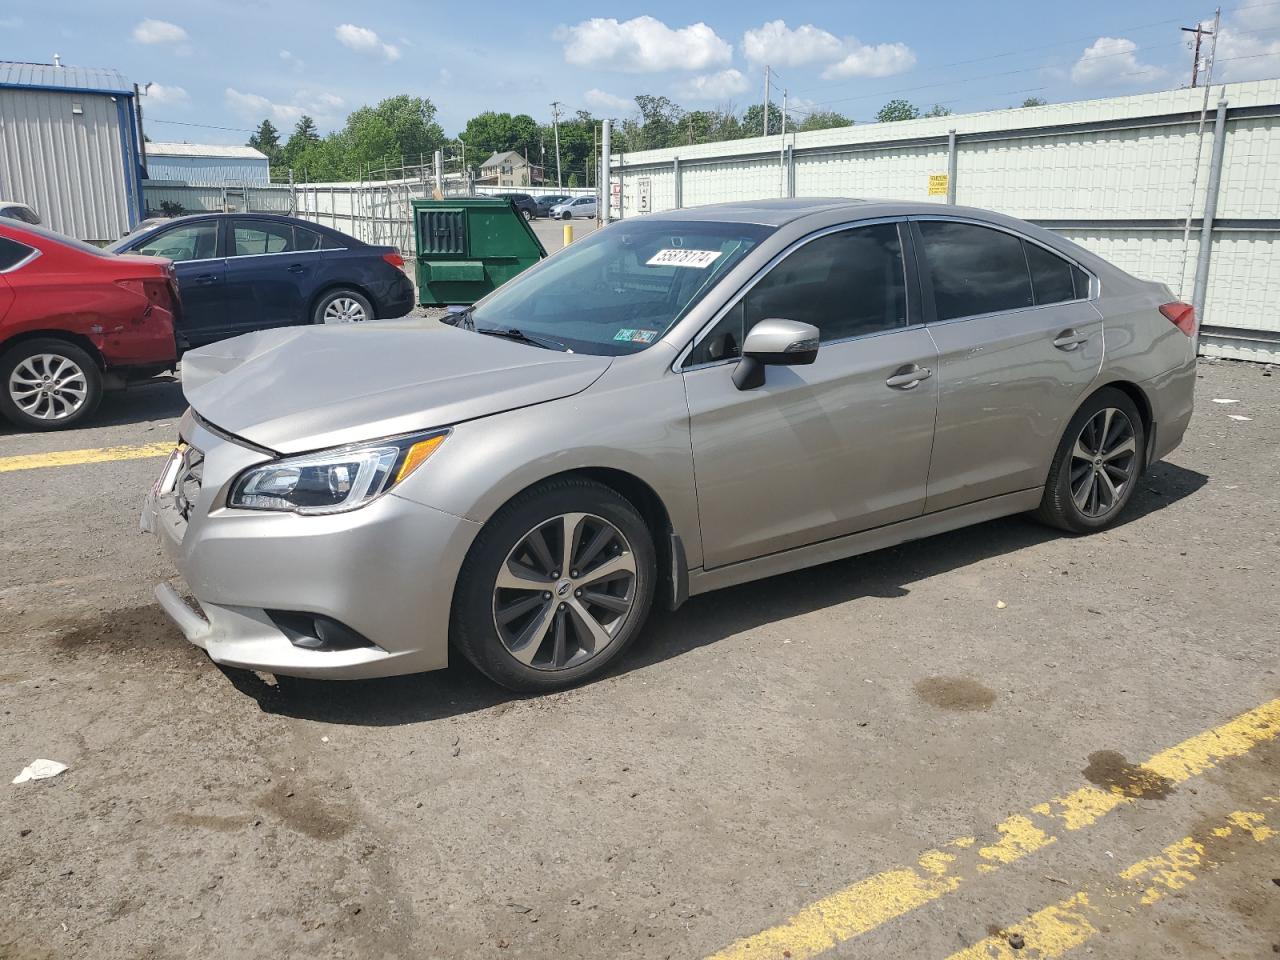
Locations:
4;0;1280;144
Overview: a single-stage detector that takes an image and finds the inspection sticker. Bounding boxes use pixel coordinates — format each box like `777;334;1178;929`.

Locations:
614;328;659;344
646;248;723;269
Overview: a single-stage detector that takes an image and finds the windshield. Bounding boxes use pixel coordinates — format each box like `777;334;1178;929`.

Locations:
469;219;773;355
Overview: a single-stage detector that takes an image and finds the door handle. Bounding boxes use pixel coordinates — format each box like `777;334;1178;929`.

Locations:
885;365;932;389
1052;329;1089;350
288;264;307;274
192;273;219;284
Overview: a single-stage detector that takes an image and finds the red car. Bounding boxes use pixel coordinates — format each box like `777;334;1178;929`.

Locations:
0;221;180;430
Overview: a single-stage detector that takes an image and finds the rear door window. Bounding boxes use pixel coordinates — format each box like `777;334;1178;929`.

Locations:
230;220;295;256
0;235;36;271
916;220;1034;320
294;226;323;251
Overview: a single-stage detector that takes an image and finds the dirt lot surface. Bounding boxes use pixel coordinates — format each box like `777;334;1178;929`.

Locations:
1;359;1277;959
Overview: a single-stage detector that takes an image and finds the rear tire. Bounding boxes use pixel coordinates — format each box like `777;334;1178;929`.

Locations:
1034;387;1145;533
521;208;533;222
312;288;374;325
0;339;102;431
451;477;656;692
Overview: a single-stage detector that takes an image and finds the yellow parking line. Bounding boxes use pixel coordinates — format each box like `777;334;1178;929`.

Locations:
0;442;174;473
946;804;1277;959
706;698;1280;960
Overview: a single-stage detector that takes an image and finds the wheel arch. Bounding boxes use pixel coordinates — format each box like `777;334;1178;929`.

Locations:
0;330;107;370
1091;379;1155;468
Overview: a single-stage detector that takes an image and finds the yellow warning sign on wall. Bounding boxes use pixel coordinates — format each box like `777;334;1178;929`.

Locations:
928;173;949;196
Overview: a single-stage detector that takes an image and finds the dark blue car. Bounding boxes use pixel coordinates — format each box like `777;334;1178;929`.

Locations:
108;214;414;348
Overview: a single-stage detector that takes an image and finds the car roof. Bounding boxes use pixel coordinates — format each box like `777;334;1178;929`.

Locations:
122;212;359;243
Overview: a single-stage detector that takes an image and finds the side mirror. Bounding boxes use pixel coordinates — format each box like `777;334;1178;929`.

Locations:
732;318;820;390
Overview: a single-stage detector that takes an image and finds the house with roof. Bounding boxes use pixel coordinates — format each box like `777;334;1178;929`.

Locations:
476;150;544;188
0;59;145;241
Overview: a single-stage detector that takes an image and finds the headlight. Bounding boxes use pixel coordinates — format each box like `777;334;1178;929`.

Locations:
228;430;448;515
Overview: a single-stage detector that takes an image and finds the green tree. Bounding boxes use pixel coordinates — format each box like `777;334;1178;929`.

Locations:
342;95;446;175
461;111;541;162
281;115;321;170
247;119;282;165
923;104;953;117
876;99;920;123
683;108;741;144
1020;96;1048;107
741;102;784;137
795;110;852;132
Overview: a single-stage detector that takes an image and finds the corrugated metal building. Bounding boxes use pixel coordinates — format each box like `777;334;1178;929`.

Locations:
0;60;144;241
608;79;1280;361
144;142;270;185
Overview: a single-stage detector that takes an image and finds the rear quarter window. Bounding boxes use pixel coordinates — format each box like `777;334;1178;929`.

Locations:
0;235;36;270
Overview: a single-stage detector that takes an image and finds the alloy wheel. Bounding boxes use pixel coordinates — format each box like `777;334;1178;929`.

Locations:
492;512;638;671
8;353;89;421
1069;407;1137;518
322;296;368;324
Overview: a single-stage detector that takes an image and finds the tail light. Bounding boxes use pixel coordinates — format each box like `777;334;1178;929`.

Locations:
1159;301;1196;336
382;251;406;270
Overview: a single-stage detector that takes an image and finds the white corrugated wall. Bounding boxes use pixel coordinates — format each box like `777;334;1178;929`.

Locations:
0;87;134;242
610;79;1280;360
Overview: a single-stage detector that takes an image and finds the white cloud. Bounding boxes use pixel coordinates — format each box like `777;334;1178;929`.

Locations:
677;69;749;100
0;16;22;28
584;88;636;113
225;88;343;125
559;16;731;72
145;83;189;106
743;21;842;66
279;49;305;72
1071;37;1164;85
335;23;401;62
1213;5;1280;82
822;40;916;79
132;18;187;44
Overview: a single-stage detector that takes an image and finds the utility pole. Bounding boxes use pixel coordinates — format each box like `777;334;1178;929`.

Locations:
762;66;771;136
1181;12;1218;88
550;101;564;188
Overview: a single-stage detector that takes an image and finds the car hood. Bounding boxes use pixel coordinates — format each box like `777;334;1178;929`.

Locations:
181;319;612;454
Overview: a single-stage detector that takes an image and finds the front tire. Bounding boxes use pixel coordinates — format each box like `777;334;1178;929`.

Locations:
1034;387;1145;533
451;478;656;692
562;211;572;221
313;288;374;325
0;339;102;431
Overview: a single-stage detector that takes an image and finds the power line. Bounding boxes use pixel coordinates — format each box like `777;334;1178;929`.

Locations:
145;117;255;134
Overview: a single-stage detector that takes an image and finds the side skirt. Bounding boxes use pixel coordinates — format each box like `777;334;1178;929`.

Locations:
686;488;1043;596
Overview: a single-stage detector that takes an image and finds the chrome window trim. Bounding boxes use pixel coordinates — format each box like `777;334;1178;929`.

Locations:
225;248;326;261
0;245;41;274
674;216;915;373
907;214;1099;326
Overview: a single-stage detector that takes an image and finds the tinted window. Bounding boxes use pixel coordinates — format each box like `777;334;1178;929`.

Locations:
574;198;592;206
686;222;908;366
294;226;322;251
136;221;218;262
917;221;1033;320
320;233;345;250
231;220;294;256
0;236;35;270
1024;241;1079;304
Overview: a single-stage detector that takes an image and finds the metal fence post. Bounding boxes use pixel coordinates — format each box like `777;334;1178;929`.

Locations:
673;156;682;209
786;143;796;198
946;129;957;204
600;120;612;224
1192;95;1228;323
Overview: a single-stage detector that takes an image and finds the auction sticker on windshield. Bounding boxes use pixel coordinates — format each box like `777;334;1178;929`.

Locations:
614;328;659;344
646;248;723;269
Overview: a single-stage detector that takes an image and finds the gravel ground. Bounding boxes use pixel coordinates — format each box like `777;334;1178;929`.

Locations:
0;359;1277;959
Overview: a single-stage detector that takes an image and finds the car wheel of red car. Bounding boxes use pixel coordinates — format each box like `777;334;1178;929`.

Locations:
0;339;103;431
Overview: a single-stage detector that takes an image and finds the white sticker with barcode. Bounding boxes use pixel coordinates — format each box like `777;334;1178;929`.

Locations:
645;248;723;269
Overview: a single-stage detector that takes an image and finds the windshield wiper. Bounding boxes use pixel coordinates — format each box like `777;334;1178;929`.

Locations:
440;304;476;329
474;326;568;352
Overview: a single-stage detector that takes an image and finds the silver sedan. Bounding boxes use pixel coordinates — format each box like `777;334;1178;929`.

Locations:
141;199;1197;691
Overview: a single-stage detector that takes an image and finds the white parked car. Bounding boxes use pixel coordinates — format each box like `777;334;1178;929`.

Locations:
550;197;597;220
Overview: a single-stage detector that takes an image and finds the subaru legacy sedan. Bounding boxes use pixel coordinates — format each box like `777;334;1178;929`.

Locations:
141;199;1196;692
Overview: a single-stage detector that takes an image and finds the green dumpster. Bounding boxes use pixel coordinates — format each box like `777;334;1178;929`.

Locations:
412;197;547;306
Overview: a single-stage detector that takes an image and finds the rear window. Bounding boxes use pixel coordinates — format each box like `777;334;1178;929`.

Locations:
20;222;114;257
0;235;36;270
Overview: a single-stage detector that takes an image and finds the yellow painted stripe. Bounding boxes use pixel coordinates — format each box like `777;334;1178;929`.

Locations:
707;698;1280;960
0;442;174;473
946;805;1277;959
